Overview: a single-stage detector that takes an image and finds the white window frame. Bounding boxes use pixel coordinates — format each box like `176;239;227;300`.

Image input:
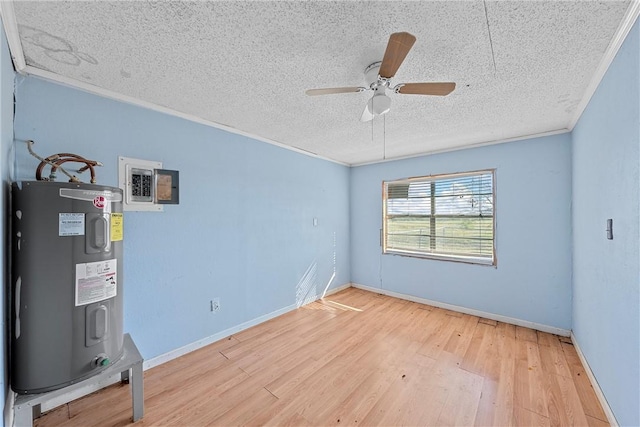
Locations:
382;169;496;266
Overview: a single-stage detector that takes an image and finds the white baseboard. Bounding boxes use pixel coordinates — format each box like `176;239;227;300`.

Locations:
351;283;571;337
143;282;352;370
571;332;618;427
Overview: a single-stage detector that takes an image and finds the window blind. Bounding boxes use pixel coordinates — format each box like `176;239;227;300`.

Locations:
383;170;495;264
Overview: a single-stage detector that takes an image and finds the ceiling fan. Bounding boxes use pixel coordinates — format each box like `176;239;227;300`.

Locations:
306;32;456;122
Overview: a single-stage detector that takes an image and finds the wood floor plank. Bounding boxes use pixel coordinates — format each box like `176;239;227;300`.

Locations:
144;365;250;425
231;312;345;375
516;325;539;343
460;322;498;379
442;308;464;318
359;362;447;426
587;414;611;427
537;331;559;347
514;341;549;417
142;350;229;399
538;332;573;379
495;322;517;361
34;288;608;427
316;320;434;424
474;357;515;426
66;384;135;427
476;322;517;425
174;369;277;425
567;363;609;421
436;360;484;426
417;309;460;359
559;335;573;344
264;411;312;427
322;363;404;425
263;302;401;399
561;341;581;365
545;370;590;427
444;314;479;358
231;307;318;342
513;406;551;426
34;404;71;427
561;341;609;421
209;387;278;426
475;378;501;426
221;308;335;360
265;308;413;422
264;352;338;399
478;317;498;326
302;342;411;422
496;321;516;339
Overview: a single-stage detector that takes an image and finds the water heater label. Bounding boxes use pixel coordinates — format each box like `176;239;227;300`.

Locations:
59;213;85;236
75;259;117;306
111;213;123;241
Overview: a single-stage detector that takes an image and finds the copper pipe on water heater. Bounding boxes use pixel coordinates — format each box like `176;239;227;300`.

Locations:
38;154;101;183
27;141;102;183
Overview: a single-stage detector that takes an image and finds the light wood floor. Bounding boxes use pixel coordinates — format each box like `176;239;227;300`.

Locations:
35;288;609;426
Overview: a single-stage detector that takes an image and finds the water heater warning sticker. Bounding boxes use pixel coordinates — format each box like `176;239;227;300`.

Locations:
111;213;123;241
75;259;117;306
59;213;85;236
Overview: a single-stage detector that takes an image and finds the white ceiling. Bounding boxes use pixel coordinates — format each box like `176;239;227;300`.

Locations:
3;1;636;165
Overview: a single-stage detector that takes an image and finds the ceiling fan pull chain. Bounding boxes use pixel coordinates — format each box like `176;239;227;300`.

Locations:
383;114;386;160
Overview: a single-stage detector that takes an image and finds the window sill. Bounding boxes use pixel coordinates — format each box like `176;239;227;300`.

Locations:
383;249;496;267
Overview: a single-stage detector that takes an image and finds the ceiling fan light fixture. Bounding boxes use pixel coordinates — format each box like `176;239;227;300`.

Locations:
361;102;374;122
370;93;391;116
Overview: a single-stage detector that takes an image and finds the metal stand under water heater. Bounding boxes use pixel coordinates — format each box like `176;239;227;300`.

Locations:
11;181;125;394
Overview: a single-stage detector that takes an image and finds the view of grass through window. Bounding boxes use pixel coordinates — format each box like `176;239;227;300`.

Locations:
384;171;494;264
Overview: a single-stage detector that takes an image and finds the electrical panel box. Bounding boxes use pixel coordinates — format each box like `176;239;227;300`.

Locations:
130;168;154;203
118;157;163;212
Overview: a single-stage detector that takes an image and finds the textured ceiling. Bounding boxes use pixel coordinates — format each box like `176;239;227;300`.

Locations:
7;1;633;165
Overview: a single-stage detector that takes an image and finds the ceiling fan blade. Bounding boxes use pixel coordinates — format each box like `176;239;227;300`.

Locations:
396;82;456;96
360;101;374;122
379;32;416;79
305;87;364;96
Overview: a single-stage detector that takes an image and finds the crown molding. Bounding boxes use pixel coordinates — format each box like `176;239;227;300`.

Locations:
568;0;640;130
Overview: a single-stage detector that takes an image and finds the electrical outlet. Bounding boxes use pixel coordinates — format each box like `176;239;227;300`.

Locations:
210;298;220;313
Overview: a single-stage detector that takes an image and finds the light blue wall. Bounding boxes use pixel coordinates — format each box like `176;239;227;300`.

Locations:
12;77;351;360
572;20;639;427
0;25;14;427
350;135;573;330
